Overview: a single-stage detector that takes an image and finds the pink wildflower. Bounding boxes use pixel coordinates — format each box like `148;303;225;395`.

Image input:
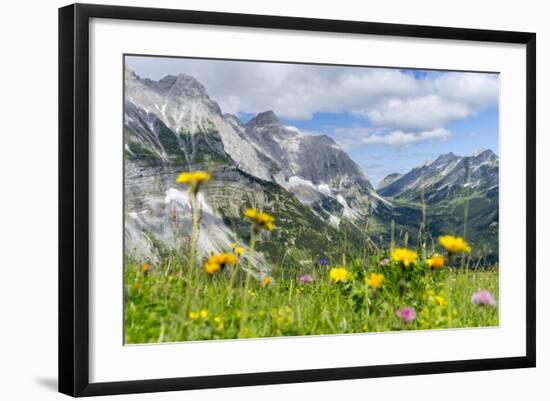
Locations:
396;306;416;323
471;290;497;306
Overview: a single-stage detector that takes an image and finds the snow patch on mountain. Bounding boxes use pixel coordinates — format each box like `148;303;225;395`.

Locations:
336;194;361;219
317;183;332;196
329;214;341;227
284;125;303;135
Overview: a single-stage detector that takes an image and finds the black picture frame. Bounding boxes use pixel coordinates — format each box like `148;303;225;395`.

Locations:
59;3;536;397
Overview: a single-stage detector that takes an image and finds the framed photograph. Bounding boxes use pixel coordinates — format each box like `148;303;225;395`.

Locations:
59;3;536;397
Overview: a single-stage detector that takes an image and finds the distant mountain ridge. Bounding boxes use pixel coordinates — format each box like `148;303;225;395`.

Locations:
378;150;499;203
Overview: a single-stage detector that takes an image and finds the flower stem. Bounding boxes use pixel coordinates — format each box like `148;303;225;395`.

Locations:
365;281;370;327
239;227;257;337
227;260;239;307
447;253;454;327
189;191;199;271
248;228;256;274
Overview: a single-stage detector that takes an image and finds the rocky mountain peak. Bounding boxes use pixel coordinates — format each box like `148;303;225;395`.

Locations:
472;149;498;162
435;152;458;163
140;73;210;98
313;134;338;145
246;110;281;126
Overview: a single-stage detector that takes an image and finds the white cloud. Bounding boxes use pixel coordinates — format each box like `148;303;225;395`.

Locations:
363;95;472;131
304;126;451;150
361;128;452;147
126;57;499;132
360;73;498;130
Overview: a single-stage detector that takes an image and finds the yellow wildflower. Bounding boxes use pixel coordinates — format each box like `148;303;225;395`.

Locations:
427;254;445;270
199;309;209;318
244;208;258;219
391;248;418;267
204;262;220;274
329;267;351;283
218;253;239;265
188;311;199;320
176;171;211;194
134;282;141;290
203;252;239;274
262;276;272;286
244;208;275;231
229;242;244;255
434;295;446;306
366;272;385;289
141;262;151;274
438;235;471;254
214;315;224;329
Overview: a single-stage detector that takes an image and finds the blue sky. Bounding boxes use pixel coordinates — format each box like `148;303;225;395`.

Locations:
126;56;499;186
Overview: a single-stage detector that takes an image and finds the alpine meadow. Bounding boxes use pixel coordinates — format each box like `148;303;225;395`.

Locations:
123;56;499;344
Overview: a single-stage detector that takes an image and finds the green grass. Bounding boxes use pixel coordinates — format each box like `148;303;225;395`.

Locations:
124;253;499;344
